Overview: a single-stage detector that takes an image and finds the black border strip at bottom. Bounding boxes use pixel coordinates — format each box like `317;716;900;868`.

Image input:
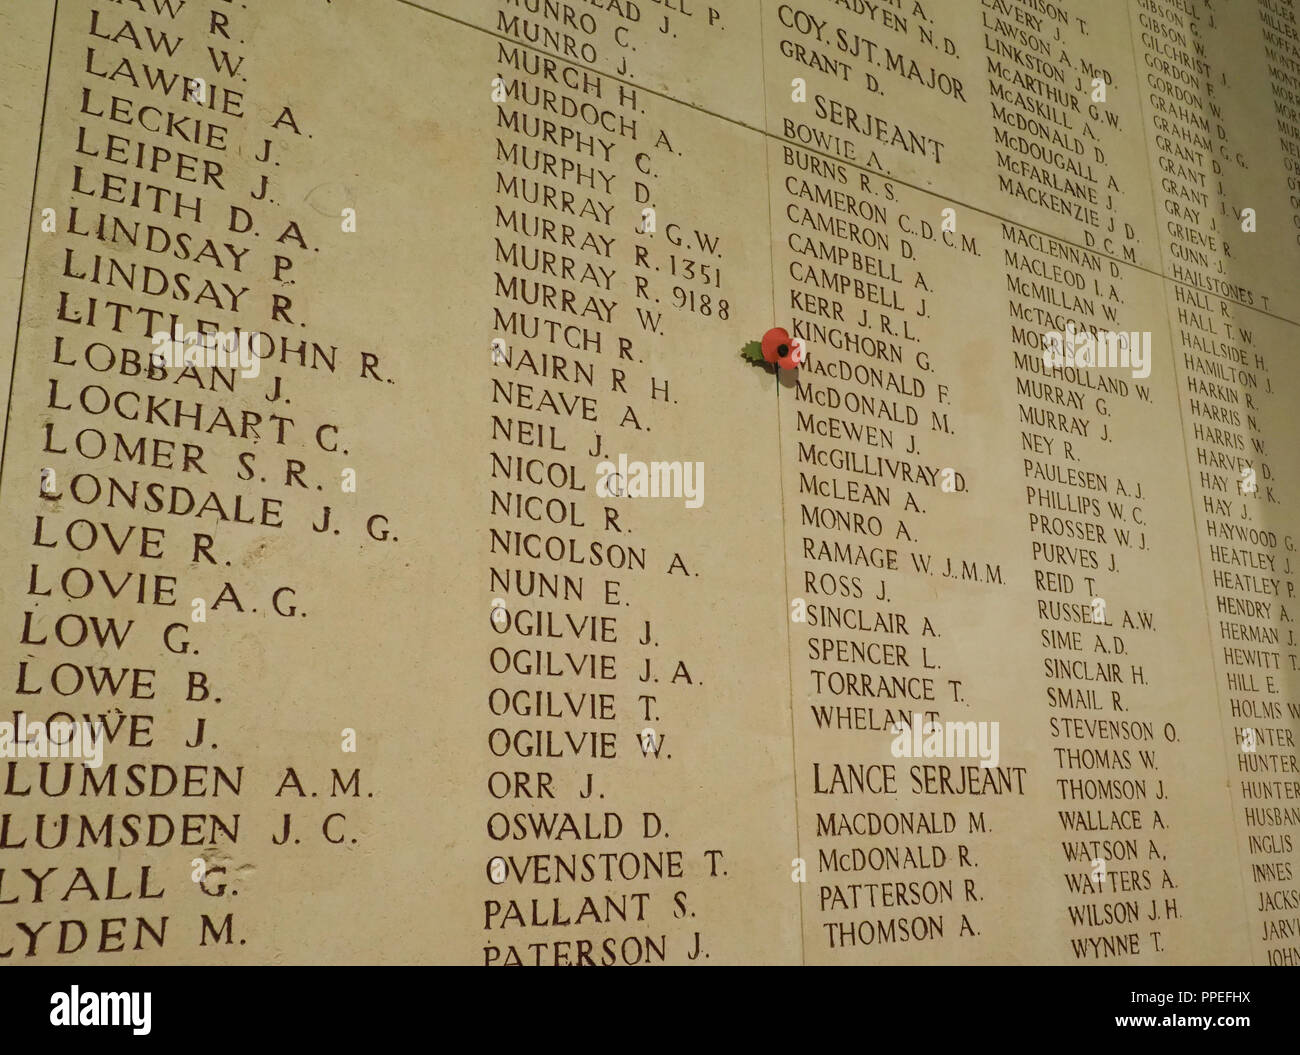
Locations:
0;965;1291;1043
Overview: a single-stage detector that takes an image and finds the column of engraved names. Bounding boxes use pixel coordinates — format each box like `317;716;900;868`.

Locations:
1259;0;1300;233
3;0;249;961
1004;220;1189;961
768;0;1022;961
1255;0;1300;966
485;3;736;965
1;0;377;961
1135;0;1300;964
988;0;1193;960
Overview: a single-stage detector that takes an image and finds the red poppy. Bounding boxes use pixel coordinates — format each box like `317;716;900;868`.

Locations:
762;327;792;365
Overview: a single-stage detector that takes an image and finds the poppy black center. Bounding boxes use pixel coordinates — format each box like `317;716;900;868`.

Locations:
778;343;789;357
